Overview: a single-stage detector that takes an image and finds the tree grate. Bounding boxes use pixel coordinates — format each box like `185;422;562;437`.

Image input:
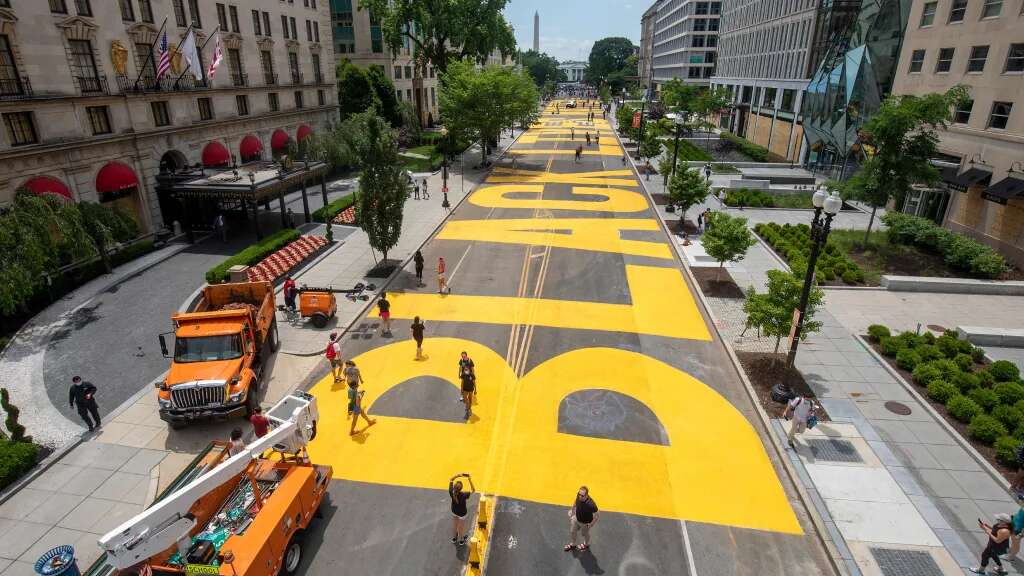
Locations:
806;438;863;462
869;547;942;576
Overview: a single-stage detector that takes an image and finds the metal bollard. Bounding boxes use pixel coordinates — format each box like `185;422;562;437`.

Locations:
478;496;490;527
468;537;482;567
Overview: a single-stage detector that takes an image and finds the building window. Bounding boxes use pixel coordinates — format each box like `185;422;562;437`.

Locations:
289;52;300;83
312;54;321;82
69;40;102;91
396;89;402;101
907;50;928;74
781;89;795;112
935;47;955;72
395;66;401;79
263;12;272;36
282;15;289;39
406;88;411;101
49;0;67;13
3;112;37;146
187;0;201;27
404;65;412;78
967;45;988;72
261;50;275;83
294;90;304;108
431;86;436;106
151;101;170;126
75;0;92;17
1006;44;1024;73
216;4;228;31
267;92;280;112
920;1;937;25
290;17;297;40
236;94;249;116
86;106;112;135
429;67;435;78
134;41;155;81
228;48;244;85
317;89;325;106
197;97;213;121
0;35;23;97
314;22;320;43
954;99;973;124
139;0;153;23
252;10;262;35
988;101;1012;129
306;19;312;42
172;0;187;26
948;0;967;21
229;5;240;32
120;0;135;21
981;0;1001;17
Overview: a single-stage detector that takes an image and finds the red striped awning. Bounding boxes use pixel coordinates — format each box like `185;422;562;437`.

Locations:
239;135;263;160
271;129;291;150
22;176;73;200
95;162;139;194
296;124;312;141
202;141;231;167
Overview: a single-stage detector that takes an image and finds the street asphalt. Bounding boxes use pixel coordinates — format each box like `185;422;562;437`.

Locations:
297;102;837;575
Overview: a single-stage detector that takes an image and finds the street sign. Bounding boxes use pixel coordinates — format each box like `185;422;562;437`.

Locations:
787;308;801;350
632;111;641;129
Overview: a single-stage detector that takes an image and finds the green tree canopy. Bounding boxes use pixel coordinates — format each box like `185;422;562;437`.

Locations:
336;61;402;127
743;269;824;353
702;212;756;276
667;166;710;220
586;37;635;88
520;50;565;87
359;0;515;75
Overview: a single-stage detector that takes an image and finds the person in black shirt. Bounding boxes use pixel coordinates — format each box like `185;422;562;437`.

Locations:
411;316;426;360
449;473;475;546
458;351;475;376
377;292;392;336
413;250;425;286
69;376;100;431
565;486;599;552
460;367;476;420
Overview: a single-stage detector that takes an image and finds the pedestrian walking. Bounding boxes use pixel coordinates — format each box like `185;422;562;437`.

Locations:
644;160;652;180
228;428;246;456
697;212;704;233
283;275;298;312
460;366;476;419
971;513;1013;574
411;316;426;360
214;213;227;243
438;256;449;294
571;127;575;140
414;250;425;286
564;486;599;552
326;332;343;382
783;393;816;448
69;376;101;431
377;292;392;336
458;351;475;377
1007;501;1024;560
595;132;600;146
449;473;475;546
585;132;591;146
703;208;713;231
414;182;420;200
575;145;583;163
249;406;270;438
422;178;430;199
346;361;376;435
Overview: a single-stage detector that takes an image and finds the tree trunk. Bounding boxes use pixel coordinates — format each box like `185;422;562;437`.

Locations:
480;137;487;165
774;336;782;354
717;260;724;281
863;204;878;247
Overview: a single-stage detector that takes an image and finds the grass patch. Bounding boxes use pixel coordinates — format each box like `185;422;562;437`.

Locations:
663;139;712;162
0;439;39;491
205;228;302;284
400;144;444;173
712;164;740;174
312;193;355;223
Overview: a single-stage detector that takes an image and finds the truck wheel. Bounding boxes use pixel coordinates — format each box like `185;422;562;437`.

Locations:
280;534;303;576
311;312;328;328
268;319;280;352
245;381;260;417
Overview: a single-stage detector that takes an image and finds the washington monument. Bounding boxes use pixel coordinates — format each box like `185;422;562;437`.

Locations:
533;11;539;52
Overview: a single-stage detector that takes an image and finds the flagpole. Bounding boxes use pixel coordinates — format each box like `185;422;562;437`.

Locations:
198;25;222;85
170;23;196;89
134;17;168;90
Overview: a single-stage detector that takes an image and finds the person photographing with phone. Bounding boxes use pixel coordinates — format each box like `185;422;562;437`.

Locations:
971;513;1013;574
449;473;475;546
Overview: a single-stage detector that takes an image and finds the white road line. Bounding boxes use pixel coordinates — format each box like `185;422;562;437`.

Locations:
681;520;699;576
447;244;473;286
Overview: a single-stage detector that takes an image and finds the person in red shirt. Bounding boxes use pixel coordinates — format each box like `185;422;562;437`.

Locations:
437;257;448;294
249;405;270;438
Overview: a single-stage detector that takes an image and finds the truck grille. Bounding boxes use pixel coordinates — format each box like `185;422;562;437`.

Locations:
171;385;225;409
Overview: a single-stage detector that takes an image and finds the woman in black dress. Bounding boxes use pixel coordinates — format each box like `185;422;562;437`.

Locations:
411;316;425;360
414;250;425;286
449;473;475;546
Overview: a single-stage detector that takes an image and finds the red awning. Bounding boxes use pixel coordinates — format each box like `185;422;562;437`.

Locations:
296;124;313;142
23;176;73;200
239;135;263;159
271;129;291;150
95;162;139;194
202;141;231;167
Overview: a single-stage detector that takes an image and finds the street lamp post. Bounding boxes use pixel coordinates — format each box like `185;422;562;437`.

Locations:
771;186;842;401
635;95;648;161
668;113;684;179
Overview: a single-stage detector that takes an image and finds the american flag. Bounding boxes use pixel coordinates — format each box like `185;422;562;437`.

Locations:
208;31;223;79
156;31;171;80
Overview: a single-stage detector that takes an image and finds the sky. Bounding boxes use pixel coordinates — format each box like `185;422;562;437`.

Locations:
502;0;644;63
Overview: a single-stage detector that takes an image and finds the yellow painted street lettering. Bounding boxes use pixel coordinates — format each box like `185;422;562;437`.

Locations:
437;218;671;259
469;184;648;212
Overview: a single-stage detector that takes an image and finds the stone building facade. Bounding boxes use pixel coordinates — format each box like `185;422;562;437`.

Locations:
0;0;338;233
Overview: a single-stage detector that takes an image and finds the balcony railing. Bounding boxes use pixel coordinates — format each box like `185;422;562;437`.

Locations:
230;72;248;87
264;72;277;85
0;76;32;100
173;75;209;90
115;74;210;94
75;75;109;95
289;71;303;85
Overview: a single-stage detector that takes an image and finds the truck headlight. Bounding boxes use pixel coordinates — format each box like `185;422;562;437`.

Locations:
228;391;245;403
158;398;172;409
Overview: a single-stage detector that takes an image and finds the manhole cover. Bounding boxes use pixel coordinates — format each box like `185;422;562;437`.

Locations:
926;324;947;333
806;438;862;463
870;548;942;576
885;401;912;416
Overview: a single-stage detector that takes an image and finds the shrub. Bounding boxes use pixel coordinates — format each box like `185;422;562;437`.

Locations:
947;395;983;423
953;353;974;372
841;270;859;284
721;131;770;162
995;436;1023;467
978;370;996;388
990;360;1021;383
916;345;944;362
912;363;943;386
920;331;936;345
895;331;922;349
971;252;1009;279
927;380;959;403
822;268;836;281
868;325;891;342
1;388;30;442
880;337;904;357
995;382;1024;406
936;335;961;359
880;211;1008;279
312;193;356;223
953;371;980;394
971;346;986;363
896;349;922;371
970;387;1000;412
969;414;1008;444
205;228;302;284
0;440;39;491
993;404;1024;430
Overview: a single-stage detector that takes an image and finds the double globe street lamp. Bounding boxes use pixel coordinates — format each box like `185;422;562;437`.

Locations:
771;185;843;402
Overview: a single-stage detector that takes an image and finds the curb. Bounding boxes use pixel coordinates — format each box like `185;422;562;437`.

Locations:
616;126;850;576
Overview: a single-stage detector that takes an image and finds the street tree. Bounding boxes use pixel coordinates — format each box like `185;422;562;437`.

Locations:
639;130;663;162
846;85;969;245
359;0;515;75
440;60;538;166
667;166;710;223
616;103;636;139
366;65;402;126
742;269;824;353
695;87;732;151
343;111;407;263
521;50;565;87
702;212;756;278
336;59;376;121
586;37;636;90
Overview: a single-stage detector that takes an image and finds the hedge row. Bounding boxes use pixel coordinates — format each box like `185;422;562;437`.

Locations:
665;139;712;162
880;211;1008;279
312;194;355;223
720;131;770;162
725;188;776;208
755;222;865;285
205;229;302;284
0;440;39;491
869;324;1024;465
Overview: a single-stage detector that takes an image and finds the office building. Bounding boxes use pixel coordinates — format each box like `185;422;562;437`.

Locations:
640;4;657;93
0;0;337;233
643;0;722;89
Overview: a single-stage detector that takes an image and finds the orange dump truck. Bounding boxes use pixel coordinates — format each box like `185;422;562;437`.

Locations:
157;281;279;427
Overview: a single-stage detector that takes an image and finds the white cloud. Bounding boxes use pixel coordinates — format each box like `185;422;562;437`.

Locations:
536;35;594;62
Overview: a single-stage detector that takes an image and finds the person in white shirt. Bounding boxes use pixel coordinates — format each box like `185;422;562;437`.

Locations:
783;394;814;448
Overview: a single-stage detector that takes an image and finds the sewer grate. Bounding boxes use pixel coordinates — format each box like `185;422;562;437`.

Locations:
870;547;942;576
806;438;863;463
885;401;913;416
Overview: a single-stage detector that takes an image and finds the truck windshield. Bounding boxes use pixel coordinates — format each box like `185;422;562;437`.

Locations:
173;334;243;363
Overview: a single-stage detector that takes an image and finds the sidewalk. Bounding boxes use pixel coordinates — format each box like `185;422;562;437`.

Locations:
0;133;519;576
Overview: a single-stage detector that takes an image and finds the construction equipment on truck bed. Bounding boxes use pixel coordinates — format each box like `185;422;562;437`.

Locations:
276;283;376;328
156;282;279;427
98;392;328;576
